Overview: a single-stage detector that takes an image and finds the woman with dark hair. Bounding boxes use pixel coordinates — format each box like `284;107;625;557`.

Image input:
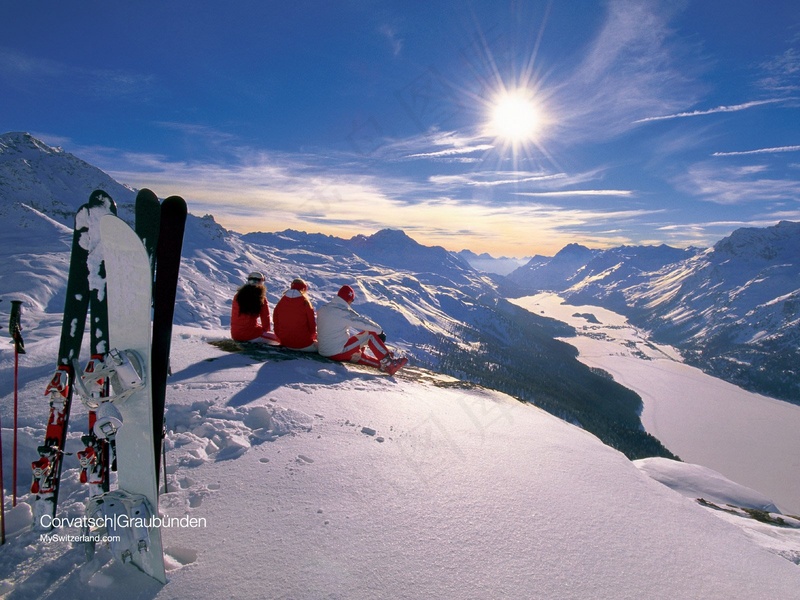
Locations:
230;272;278;343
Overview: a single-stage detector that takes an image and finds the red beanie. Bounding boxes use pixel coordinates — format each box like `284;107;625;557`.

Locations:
337;285;355;303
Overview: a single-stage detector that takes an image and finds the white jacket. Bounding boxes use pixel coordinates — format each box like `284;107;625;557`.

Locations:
316;296;381;357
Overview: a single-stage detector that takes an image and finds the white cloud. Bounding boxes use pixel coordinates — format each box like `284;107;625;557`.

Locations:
634;99;786;124
405;144;494;159
712;145;800;157
515;189;634;198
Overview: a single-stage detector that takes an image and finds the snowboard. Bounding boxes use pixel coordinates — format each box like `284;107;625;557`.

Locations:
96;214;166;583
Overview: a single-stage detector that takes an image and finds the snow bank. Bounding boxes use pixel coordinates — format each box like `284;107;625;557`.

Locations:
635;457;780;512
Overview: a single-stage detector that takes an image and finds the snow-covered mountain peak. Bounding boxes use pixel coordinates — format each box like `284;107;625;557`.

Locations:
555;242;594;258
0;131;63;157
350;227;417;246
0;131;135;226
713;220;800;262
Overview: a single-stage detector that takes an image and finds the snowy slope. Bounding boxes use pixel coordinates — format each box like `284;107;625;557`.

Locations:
1;327;799;599
0;132;135;226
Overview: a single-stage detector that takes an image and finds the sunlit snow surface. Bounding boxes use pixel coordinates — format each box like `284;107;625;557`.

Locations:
512;293;800;516
1;326;799;598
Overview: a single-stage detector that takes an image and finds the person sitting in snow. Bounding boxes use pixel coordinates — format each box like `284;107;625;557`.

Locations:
273;278;318;352
316;285;407;375
230;271;279;343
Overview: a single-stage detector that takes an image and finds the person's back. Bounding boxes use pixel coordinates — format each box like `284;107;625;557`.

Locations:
316;294;365;357
273;278;317;351
316;285;407;375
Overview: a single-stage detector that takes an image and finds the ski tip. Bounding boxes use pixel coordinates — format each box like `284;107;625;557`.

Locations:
136;188;159;203
162;196;187;211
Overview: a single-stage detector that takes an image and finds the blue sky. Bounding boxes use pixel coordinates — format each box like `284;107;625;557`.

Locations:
2;0;799;256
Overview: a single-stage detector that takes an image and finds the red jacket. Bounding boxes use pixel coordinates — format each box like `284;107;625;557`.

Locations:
230;295;271;342
273;290;317;349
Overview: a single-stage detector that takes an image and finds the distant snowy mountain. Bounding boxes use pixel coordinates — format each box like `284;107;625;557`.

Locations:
616;222;800;402
507;229;799;403
507;243;598;291
456;249;531;276
0;132;672;461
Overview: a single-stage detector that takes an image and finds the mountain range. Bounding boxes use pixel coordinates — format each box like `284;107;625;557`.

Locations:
0;131;673;461
507;224;800;403
2;130;797;449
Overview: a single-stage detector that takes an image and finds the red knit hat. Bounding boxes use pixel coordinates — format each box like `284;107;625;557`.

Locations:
337;285;355;303
290;278;308;292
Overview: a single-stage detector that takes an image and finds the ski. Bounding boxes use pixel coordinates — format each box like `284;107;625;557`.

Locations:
79;195;119;498
32;190;116;531
135;188;161;282
151;196;186;485
89;214;166;583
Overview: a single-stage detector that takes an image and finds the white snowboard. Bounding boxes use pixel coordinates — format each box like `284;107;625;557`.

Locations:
99;214;166;584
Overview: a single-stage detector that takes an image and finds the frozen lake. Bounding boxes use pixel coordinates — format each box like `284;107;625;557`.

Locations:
512;293;800;516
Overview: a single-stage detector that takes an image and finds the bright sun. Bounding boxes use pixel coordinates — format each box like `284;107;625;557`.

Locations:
488;89;542;144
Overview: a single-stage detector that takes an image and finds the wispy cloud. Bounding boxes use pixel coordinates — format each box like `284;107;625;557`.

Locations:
85;133;655;255
379;25;404;57
428;172;567;187
758;47;800;94
675;161;800;205
405;144;494;159
634;99;786;124
0;46;155;99
515;189;634;198
553;0;700;141
712;145;800;157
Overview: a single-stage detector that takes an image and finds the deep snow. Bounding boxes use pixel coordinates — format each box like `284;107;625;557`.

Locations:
1;325;799;599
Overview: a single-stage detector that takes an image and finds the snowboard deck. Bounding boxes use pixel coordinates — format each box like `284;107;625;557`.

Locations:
100;214;166;584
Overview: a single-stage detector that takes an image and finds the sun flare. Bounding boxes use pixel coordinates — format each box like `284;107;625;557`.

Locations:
488;89;542;144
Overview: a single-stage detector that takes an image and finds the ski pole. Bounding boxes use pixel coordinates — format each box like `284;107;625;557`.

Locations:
161;426;169;494
0;401;6;544
9;300;25;507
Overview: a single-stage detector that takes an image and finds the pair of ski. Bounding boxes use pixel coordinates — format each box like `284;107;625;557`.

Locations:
31;189;186;584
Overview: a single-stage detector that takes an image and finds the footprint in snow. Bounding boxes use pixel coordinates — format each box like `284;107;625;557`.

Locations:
164;546;199;572
188;491;207;508
296;455;314;464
